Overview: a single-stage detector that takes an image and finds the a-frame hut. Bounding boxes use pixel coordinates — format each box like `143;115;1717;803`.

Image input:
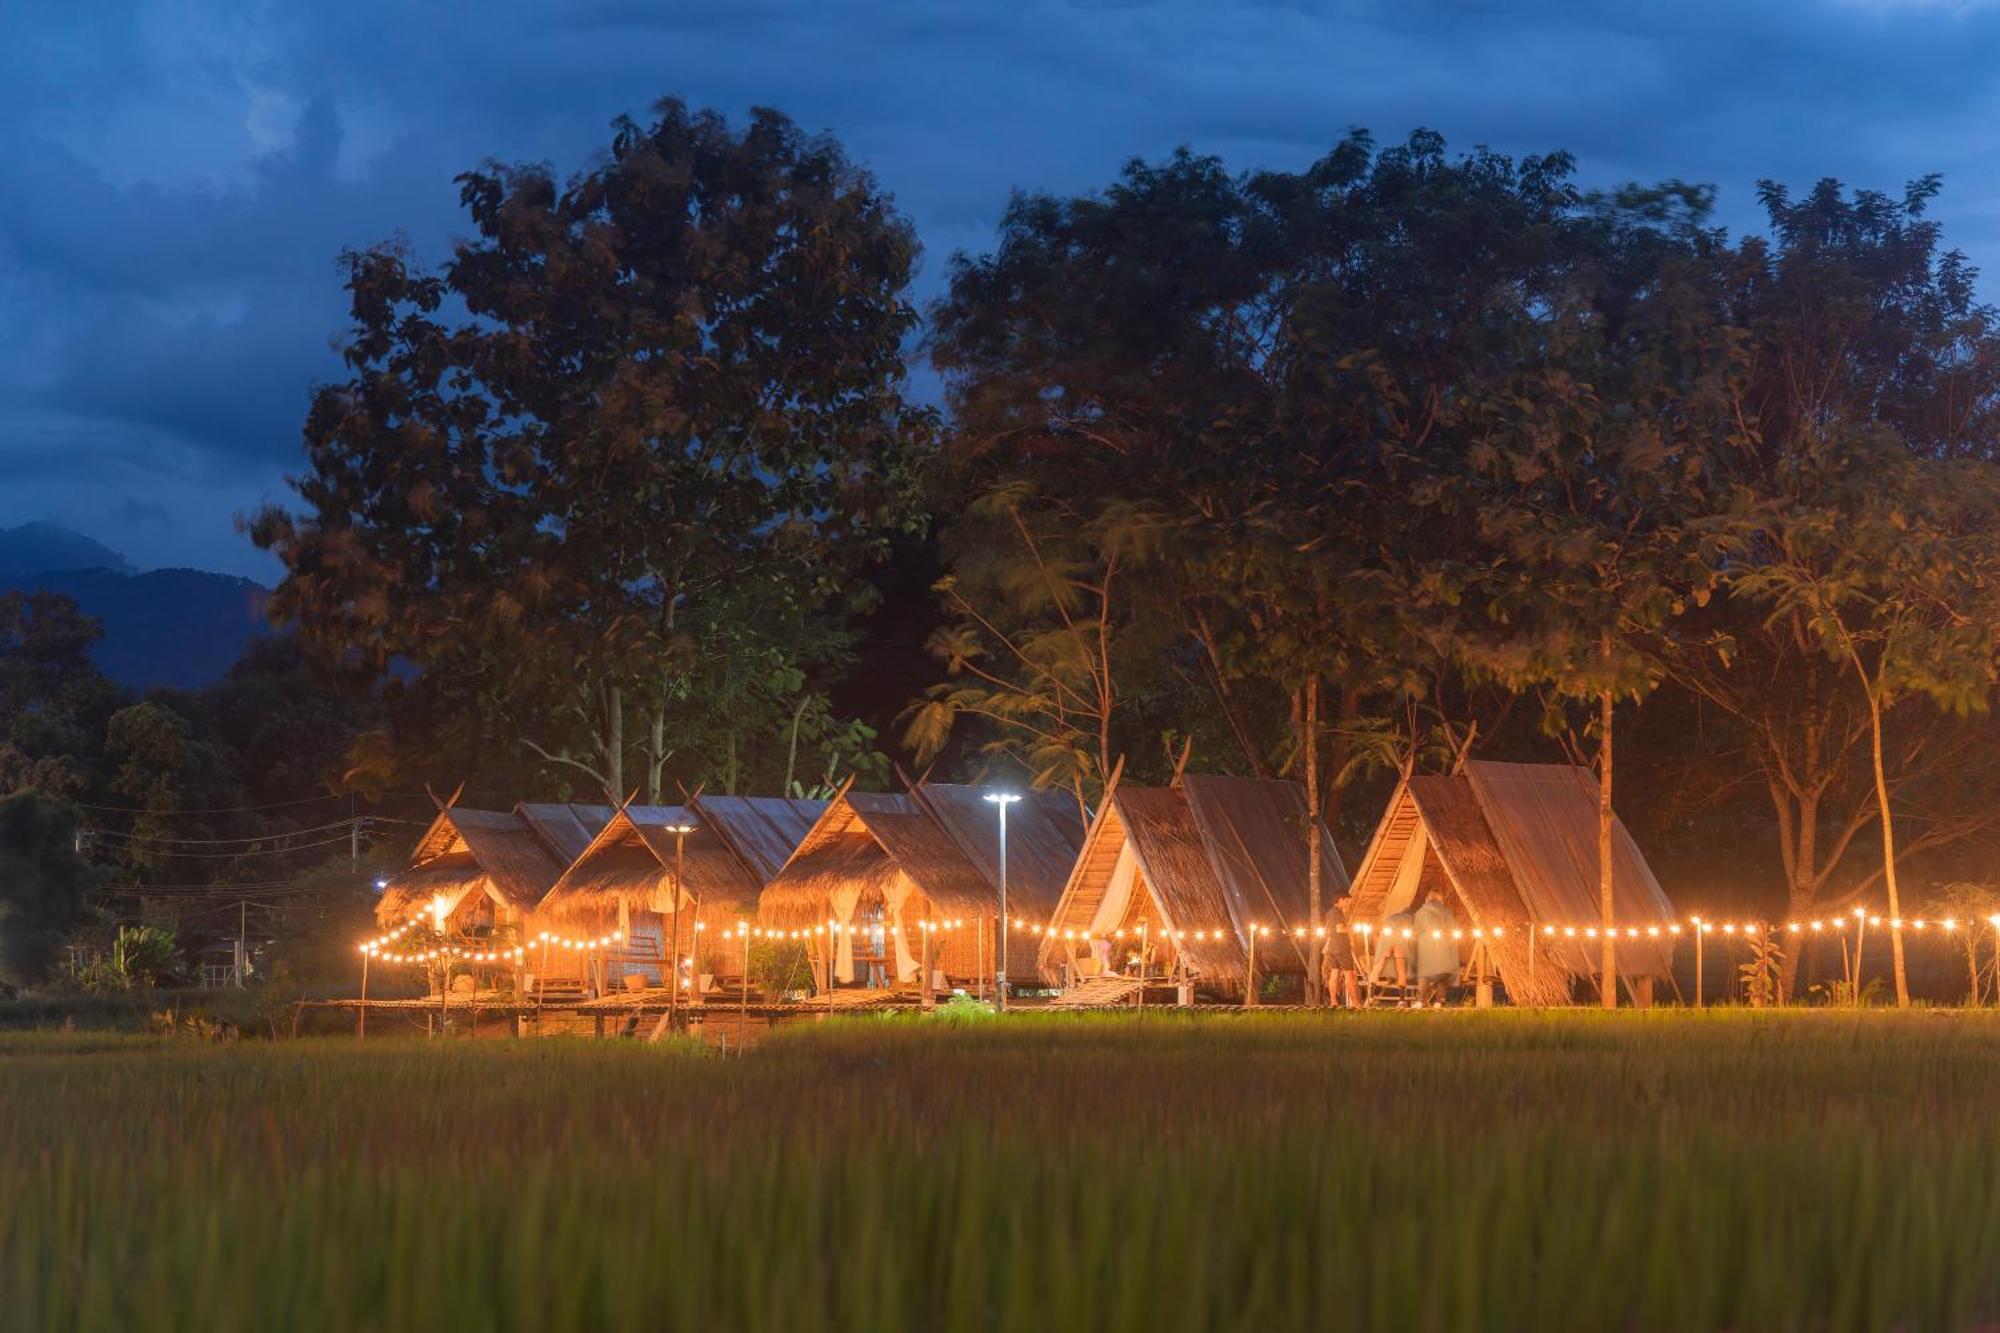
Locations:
1035;773;1350;995
758;782;1084;988
1342;760;1678;1005
374;802;612;934
534;795;827;991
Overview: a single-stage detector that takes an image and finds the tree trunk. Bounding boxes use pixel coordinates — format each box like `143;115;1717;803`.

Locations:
1864;688;1910;1008
783;696;810;797
1305;675;1323;1007
646;704;667;805
603;683;624;802
1598;681;1617;1011
1776;784;1820;1003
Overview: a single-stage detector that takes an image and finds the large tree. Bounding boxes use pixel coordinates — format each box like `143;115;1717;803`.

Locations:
0;592;122;799
1650;177;2000;994
1450;184;1735;1006
1734;442;2000;1007
0;790;99;989
253;100;931;801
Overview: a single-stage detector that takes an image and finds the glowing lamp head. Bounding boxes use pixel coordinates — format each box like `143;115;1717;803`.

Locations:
429;895;450;930
666;823;696;836
983;792;1022;806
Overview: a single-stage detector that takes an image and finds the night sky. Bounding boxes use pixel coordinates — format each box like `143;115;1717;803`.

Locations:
6;1;1999;579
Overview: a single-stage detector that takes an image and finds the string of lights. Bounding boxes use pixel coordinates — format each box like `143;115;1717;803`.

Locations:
363;904;2000;964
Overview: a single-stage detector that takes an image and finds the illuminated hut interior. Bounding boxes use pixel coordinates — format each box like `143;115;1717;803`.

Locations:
374;803;611;937
758;782;1084;990
533;795;825;995
1035;773;1349;997
1342;761;1679;1006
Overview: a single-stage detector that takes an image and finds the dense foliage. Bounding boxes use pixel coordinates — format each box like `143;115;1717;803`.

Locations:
10;102;2000;1003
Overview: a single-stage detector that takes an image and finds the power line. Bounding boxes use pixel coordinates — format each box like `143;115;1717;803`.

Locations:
68;787;511;818
73;791;355;815
84;817;368;845
88;833;364;861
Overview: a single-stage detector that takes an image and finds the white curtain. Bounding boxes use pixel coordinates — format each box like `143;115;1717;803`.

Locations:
885;874;920;983
830;883;864;983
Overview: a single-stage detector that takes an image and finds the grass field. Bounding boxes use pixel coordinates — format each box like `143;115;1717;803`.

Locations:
4;1011;1999;1332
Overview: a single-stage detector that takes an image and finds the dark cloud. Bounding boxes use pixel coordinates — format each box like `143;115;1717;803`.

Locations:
5;0;2000;577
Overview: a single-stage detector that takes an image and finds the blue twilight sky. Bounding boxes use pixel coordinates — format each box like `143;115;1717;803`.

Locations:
3;0;1999;578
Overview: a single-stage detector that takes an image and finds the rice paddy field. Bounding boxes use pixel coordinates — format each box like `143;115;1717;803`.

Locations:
5;1011;2000;1333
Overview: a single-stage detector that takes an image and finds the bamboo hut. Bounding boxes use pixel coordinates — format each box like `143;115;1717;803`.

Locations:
374;803;611;935
758;782;1084;990
534;796;827;994
1035;773;1349;996
1341;760;1679;1006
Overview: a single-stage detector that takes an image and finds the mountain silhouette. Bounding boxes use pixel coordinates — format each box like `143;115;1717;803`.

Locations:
0;523;272;690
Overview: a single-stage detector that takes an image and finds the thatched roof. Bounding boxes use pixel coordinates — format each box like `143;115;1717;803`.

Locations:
538;805;765;926
862;805;994;917
914;783;1086;924
376;806;582;926
1183;774;1349;947
1342;761;1677;997
517;803;615;862
374;850;487;924
692;795;828;883
759;830;904;927
1036;776;1342;988
758;784;1075;930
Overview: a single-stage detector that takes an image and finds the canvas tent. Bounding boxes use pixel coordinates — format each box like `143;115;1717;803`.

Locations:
758;782;1085;988
1341;760;1679;1006
1035;774;1350;994
374;803;612;933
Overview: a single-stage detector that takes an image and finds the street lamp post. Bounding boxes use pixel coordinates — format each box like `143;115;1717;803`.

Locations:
666;822;697;1031
984;792;1021;1011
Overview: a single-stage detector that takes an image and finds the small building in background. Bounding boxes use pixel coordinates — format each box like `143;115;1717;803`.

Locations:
758;781;1084;992
1341;760;1679;1005
534;796;825;995
1035;773;1349;999
374;803;611;936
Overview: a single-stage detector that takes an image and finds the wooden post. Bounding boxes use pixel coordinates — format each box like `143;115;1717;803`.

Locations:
1694;924;1704;1009
667;837;685;1034
439;955;450;1038
1475;944;1492;1010
825;921;834;1019
976;913;987;1003
358;952;369;1040
1137;924;1147;1015
741;925;751;1037
1245;927;1258;1009
922;923;935;1011
513;956;527;1037
1854;913;1869;1008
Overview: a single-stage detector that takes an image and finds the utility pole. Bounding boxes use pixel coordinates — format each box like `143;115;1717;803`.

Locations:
666;821;696;1031
984;791;1020;1011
